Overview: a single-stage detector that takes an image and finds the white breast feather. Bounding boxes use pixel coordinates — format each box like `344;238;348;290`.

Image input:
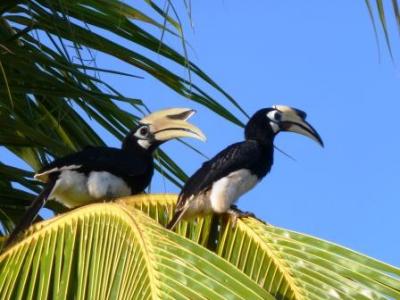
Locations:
87;171;131;200
50;170;92;208
209;169;258;213
50;170;131;208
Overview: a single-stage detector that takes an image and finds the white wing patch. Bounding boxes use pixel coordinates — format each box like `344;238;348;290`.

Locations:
34;165;81;182
209;169;258;213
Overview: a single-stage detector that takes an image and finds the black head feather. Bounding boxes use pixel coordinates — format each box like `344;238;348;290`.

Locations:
244;108;275;144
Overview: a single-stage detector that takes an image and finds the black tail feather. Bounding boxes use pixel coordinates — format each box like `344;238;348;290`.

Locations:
4;180;56;249
206;214;220;251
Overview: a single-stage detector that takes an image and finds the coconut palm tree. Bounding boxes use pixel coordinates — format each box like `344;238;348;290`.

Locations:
0;1;399;299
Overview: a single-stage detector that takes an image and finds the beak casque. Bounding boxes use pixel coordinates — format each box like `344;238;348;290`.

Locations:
273;105;324;147
139;108;206;142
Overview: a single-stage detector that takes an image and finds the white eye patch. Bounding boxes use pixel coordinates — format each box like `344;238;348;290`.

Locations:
266;110;282;122
134;125;153;149
266;110;281;133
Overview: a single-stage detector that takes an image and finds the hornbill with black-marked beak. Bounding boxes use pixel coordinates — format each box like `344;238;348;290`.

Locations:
167;105;323;230
6;108;205;246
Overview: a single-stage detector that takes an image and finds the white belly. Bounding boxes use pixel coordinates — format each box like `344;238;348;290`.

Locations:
209;169;258;213
50;170;132;208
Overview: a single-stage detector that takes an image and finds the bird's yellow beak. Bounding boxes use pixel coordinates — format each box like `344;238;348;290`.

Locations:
139;108;206;142
273;105;324;147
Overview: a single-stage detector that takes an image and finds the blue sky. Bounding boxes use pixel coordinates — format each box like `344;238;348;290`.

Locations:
3;2;399;266
125;1;399;266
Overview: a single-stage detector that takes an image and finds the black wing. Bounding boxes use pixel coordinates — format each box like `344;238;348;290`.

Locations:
176;140;266;210
37;146;151;179
5;147;153;246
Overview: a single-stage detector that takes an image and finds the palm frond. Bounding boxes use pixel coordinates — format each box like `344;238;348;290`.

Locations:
0;199;271;299
0;0;247;228
365;0;400;58
122;194;400;299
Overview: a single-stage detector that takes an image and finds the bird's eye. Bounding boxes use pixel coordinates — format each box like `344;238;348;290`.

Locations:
274;112;282;121
139;126;149;136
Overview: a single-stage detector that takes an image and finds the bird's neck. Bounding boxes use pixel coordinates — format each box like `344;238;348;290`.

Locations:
245;121;275;168
254;138;274;159
245;124;276;147
248;134;275;147
252;139;275;178
262;139;274;164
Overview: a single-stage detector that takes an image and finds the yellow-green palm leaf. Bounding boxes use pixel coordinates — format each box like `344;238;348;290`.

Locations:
124;194;400;299
0;199;271;300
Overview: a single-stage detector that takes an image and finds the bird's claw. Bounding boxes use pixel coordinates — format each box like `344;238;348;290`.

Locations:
227;209;240;228
227;206;256;228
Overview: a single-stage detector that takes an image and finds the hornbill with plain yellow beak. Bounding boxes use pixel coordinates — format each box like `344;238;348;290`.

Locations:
7;108;205;246
167;105;323;229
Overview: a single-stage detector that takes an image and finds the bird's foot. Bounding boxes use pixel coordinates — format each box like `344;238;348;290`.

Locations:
226;206;256;228
226;209;240;228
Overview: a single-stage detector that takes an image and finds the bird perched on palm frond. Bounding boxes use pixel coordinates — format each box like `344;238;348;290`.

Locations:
6;108;205;247
167;105;323;230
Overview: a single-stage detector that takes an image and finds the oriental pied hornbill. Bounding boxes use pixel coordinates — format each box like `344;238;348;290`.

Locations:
167;105;323;230
7;108;205;246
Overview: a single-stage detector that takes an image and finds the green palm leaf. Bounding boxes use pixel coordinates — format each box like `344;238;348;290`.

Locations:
122;194;400;299
365;0;400;58
0;199;271;300
0;0;247;228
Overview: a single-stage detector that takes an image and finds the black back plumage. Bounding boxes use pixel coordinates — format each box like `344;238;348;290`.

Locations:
5;142;154;248
176;140;273;211
40;146;154;193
